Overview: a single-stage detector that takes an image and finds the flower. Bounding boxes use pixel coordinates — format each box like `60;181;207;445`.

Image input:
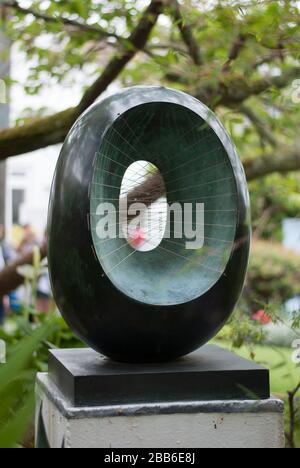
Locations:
252;310;272;325
128;227;147;248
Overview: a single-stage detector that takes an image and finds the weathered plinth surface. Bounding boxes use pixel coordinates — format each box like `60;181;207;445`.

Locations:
35;345;285;448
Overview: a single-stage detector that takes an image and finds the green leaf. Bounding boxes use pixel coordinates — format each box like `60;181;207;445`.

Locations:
0;395;35;449
0;323;52;448
71;0;88;19
0;323;50;395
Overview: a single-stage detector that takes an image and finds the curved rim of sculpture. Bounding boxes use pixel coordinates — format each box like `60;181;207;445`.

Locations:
47;86;251;362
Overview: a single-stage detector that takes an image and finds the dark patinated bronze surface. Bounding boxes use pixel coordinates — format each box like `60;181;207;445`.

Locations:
48;87;251;362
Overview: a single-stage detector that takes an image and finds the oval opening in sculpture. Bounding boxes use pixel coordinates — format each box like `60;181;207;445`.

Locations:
119;161;168;252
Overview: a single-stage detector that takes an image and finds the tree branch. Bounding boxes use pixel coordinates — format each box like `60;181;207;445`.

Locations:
170;0;202;66
195;66;300;107
244;141;300;181
238;104;277;146
2;0;121;40
0;0;164;159
286;381;300;449
0;53;299;174
148;42;187;54
0;108;76;160
254;50;288;69
222;33;248;73
250;67;300;97
76;0;165;116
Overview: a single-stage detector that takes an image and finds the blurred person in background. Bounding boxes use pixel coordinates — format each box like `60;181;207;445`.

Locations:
11;224;39;315
17;224;38;256
36;228;52;314
0;225;6;270
37;273;52;314
0;224;16;324
0;224;15;265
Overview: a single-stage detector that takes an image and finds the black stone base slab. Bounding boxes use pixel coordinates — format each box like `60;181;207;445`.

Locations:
48;345;270;407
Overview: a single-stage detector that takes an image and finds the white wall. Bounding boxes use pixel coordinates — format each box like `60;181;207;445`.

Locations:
6;147;60;239
5;47;88;240
5;45;119;241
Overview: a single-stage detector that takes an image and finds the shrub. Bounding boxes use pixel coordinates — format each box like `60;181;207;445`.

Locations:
245;240;300;313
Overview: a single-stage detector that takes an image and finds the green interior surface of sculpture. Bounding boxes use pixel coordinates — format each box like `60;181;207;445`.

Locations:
90;102;238;306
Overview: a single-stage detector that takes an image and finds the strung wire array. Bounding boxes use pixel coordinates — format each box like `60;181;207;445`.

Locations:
89;102;238;306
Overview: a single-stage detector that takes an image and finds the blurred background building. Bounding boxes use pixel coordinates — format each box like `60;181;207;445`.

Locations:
2;44;73;244
5;147;58;242
283;219;300;254
1;31;58;244
0;29;9;229
2;44;115;245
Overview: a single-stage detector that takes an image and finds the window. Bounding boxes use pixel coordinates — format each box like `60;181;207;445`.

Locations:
12;189;25;225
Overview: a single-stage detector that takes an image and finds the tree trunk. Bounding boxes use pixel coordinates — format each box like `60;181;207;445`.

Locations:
0;163;6;226
125;172;165;212
0;26;10;225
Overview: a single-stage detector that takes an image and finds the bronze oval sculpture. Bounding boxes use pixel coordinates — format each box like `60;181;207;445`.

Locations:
48;87;251;362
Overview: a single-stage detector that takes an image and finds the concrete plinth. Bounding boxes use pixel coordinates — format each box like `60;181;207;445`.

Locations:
35;346;285;449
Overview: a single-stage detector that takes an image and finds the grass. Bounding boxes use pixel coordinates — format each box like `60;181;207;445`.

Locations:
228;343;298;395
216;340;300;447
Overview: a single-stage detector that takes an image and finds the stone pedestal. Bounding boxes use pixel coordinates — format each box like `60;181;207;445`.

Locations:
35;345;285;449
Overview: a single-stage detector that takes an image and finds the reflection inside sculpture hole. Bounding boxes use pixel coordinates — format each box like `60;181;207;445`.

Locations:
120;161;168;252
